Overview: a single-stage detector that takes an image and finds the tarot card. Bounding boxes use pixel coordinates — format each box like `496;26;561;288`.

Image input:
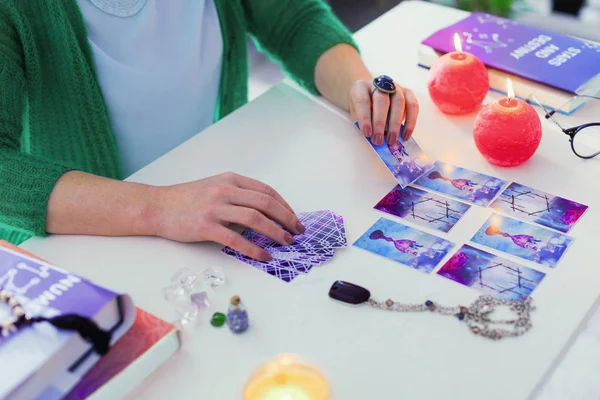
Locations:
374;185;471;233
437;244;546;300
353;217;455;273
266;247;335;267
413;161;508;207
490;182;588;233
332;212;346;244
470;214;574;268
221;210;346;281
243;210;346;251
354;122;434;188
295;210;347;248
221;247;305;281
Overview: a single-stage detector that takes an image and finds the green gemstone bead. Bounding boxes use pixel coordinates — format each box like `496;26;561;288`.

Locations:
211;312;226;327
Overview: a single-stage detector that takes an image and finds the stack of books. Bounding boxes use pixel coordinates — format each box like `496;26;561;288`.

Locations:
64;307;180;400
0;242;180;399
419;12;600;115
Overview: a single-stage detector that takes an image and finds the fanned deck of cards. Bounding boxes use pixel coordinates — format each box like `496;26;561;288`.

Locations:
222;210;347;282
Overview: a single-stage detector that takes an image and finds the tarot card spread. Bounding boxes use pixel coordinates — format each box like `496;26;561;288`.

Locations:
354;122;434;188
413;161;508;207
471;214;574;269
374;185;471;233
353;217;455;274
222;210;346;282
490;182;588;233
437;244;546;300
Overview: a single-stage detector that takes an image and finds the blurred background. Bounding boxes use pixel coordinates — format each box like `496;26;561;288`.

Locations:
326;0;600;36
248;0;600;99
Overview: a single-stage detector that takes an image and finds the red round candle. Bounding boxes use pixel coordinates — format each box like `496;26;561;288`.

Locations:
427;51;489;115
473;97;542;167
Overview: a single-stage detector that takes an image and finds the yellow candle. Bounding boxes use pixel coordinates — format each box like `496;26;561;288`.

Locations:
260;386;311;400
244;354;330;400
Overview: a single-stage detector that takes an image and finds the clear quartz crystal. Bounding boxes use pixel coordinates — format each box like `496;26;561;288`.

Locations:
162;283;188;303
171;267;198;289
175;302;199;325
203;267;225;289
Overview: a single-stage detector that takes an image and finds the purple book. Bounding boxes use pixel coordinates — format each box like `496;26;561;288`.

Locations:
422;12;600;94
0;242;135;400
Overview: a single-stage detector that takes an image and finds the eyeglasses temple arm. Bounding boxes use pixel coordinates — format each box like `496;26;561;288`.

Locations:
531;95;567;131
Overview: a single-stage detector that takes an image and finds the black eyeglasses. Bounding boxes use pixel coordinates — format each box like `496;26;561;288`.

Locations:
530;94;600;159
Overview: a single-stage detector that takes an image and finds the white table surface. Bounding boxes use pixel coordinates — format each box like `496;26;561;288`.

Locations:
20;1;600;399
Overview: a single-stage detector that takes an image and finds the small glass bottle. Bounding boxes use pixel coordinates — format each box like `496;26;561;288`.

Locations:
227;295;249;334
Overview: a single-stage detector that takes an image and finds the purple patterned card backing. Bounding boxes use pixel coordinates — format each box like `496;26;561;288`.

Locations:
243;210;347;251
222;210;346;282
269;246;336;269
221;247;302;282
223;247;314;273
267;248;334;267
334;214;346;244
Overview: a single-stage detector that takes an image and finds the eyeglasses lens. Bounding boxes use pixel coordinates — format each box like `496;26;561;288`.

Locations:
573;125;600;158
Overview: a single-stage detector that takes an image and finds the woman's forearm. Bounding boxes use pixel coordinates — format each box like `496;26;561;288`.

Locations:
45;171;160;237
43;170;305;262
314;43;372;110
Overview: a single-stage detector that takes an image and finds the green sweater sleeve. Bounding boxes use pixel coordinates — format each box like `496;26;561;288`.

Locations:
0;51;70;239
242;0;359;95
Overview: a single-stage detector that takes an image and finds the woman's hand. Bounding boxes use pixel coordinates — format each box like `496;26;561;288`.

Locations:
348;80;419;146
150;172;304;262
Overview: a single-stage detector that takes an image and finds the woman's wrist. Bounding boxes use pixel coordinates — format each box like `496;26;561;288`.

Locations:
136;183;168;238
315;44;372;110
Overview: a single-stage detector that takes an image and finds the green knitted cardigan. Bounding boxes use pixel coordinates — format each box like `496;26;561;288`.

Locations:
0;0;357;245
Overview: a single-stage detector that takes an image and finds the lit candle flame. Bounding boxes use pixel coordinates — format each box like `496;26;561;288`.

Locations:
453;33;463;53
506;78;515;100
281;396;293;400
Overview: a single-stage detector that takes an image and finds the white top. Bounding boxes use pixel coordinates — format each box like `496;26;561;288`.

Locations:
77;0;223;176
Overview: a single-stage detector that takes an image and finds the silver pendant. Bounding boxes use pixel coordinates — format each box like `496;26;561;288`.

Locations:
464;295;534;340
329;281;535;340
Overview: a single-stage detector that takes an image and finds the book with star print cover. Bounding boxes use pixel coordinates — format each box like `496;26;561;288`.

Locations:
0;241;136;400
419;12;600;113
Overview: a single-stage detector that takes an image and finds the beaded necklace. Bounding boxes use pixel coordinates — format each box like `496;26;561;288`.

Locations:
0;288;112;355
0;289;26;336
329;281;535;340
